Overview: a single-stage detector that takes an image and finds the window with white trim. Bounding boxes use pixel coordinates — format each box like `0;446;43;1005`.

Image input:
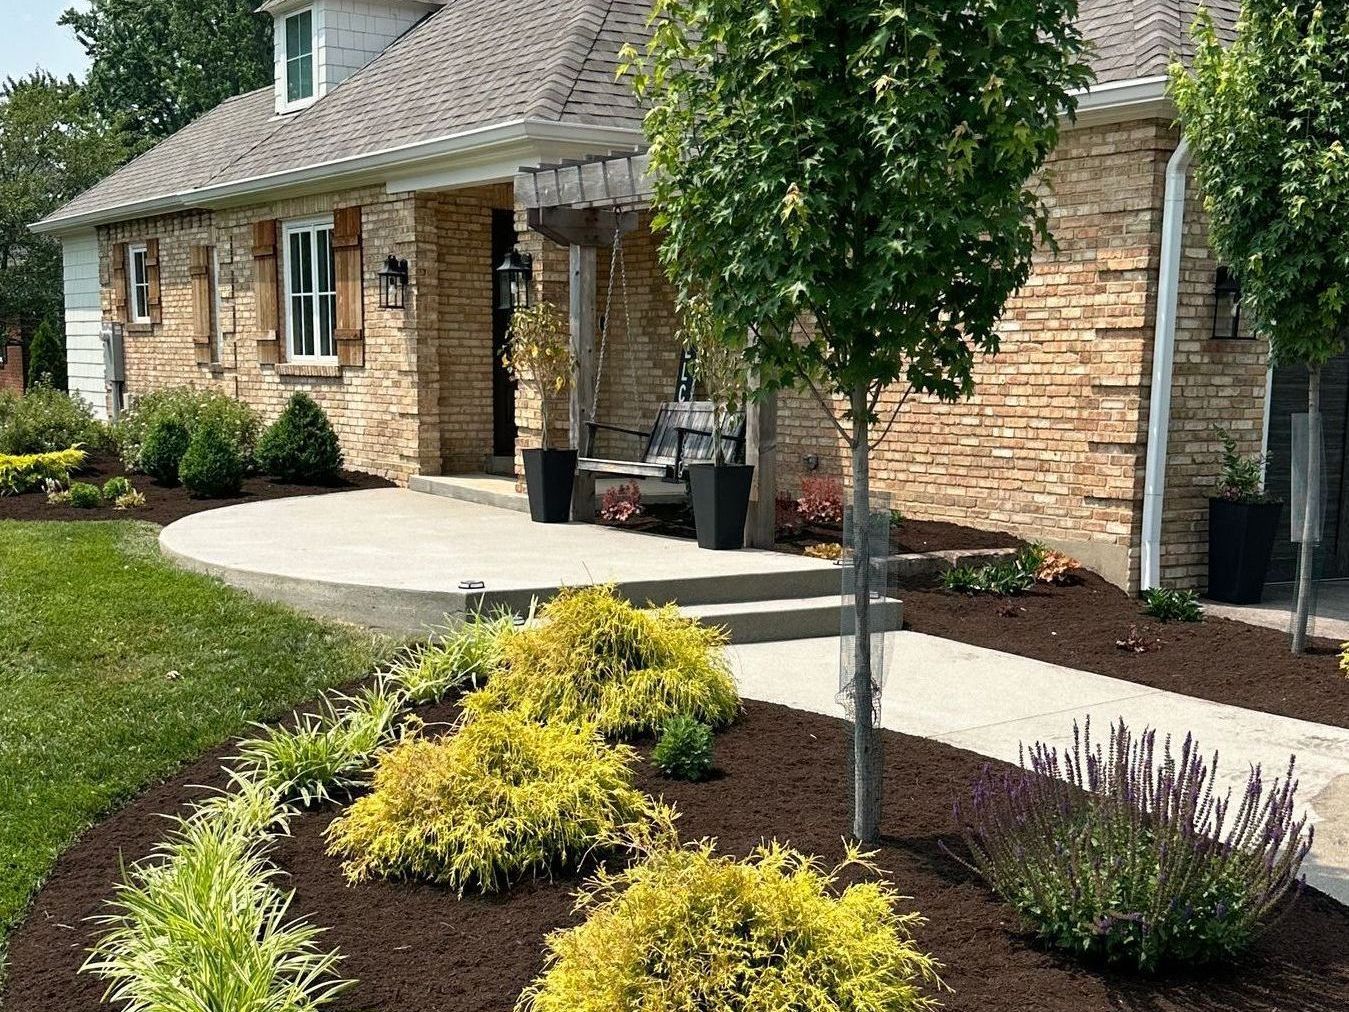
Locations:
128;243;151;324
285;9;315;104
283;218;336;361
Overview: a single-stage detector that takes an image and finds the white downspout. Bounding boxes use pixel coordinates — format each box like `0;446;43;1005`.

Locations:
1140;137;1192;591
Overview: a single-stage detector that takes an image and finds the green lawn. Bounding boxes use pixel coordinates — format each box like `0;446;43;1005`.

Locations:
0;520;391;964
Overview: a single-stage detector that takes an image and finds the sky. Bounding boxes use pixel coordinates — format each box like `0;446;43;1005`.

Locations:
1;0;90;82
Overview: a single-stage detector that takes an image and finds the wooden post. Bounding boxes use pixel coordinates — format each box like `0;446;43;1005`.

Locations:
570;244;598;521
745;385;778;548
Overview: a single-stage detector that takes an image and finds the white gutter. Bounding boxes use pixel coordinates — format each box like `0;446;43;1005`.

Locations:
1140;136;1192;591
1071;75;1170;127
31;118;645;235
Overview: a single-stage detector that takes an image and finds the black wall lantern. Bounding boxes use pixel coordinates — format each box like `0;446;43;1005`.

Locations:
378;254;409;310
1213;265;1243;340
495;247;533;312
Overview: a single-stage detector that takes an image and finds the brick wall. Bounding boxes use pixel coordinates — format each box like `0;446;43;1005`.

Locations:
0;327;24;394
99;186;428;480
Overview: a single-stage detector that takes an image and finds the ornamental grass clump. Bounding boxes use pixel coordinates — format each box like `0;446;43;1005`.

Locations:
519;839;943;1012
235;682;403;807
326;709;663;892
463;584;739;738
84;778;352;1012
389;609;517;705
954;719;1311;971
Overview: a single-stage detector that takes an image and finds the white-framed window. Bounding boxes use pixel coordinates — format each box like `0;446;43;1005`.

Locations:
283;217;336;361
127;243;151;324
285;9;315;104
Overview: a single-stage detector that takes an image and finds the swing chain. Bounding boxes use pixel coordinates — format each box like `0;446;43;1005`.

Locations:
591;213;622;423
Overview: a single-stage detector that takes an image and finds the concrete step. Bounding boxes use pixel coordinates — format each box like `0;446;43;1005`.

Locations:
682;594;903;644
410;474;530;513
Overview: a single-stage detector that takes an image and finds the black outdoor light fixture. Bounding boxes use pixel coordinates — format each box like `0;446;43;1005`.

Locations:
1213;265;1243;340
378;254;409;310
495;246;533;312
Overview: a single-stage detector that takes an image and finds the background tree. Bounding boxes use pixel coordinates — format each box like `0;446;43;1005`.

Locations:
628;0;1089;841
1171;2;1349;654
61;0;272;146
0;72;127;348
27;319;66;391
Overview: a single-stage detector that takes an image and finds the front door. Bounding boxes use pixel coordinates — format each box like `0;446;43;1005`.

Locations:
491;210;518;463
1266;352;1349;580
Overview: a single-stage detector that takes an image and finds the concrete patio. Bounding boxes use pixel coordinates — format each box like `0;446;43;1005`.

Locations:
1205;580;1349;642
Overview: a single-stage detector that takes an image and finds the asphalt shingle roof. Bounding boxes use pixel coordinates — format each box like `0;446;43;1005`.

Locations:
41;0;1242;229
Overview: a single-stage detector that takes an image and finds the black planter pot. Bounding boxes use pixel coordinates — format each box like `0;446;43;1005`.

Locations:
522;448;577;524
688;463;755;550
1207;497;1282;604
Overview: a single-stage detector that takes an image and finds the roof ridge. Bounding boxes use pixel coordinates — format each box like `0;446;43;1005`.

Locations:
530;0;611;122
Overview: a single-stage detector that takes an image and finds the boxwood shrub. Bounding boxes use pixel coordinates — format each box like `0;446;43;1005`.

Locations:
256;392;343;483
179;423;244;497
140;417;191;485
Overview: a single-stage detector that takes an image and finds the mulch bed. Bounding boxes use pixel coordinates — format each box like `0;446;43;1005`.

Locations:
900;569;1349;730
7;699;1347;1012
611;501;1021;557
0;451;393;526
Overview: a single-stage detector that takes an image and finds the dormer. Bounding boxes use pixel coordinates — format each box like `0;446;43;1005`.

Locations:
260;0;444;116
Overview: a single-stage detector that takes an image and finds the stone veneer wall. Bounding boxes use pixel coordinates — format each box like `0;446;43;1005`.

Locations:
99;186;426;479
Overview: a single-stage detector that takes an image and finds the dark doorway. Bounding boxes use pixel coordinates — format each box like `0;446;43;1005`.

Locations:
1265;351;1349;581
491;210;518;465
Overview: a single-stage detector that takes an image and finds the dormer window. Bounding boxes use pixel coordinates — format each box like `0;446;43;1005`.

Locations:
285;9;315;104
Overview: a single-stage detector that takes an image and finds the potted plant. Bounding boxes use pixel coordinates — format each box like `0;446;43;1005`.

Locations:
681;297;753;550
1207;427;1282;603
505;302;576;523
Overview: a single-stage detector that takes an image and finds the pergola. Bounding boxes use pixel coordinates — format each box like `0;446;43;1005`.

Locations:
515;152;779;547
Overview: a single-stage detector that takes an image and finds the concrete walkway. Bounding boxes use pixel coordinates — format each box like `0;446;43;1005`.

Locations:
1205;580;1349;641
728;630;1349;905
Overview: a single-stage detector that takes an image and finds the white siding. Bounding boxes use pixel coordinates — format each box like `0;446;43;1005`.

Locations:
62;231;107;419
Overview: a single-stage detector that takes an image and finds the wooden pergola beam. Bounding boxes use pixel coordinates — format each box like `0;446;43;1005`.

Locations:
517;151;654;212
527;207;638;248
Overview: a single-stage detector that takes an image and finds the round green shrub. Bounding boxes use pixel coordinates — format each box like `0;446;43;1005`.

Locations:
651;715;714;781
67;481;104;509
102;476;133;500
256;392;343;483
179;424;244;498
140;418;191;485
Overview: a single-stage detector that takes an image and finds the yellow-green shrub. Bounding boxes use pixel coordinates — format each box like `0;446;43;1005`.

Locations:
520;840;943;1012
0;446;86;495
324;709;663;892
464;585;740;738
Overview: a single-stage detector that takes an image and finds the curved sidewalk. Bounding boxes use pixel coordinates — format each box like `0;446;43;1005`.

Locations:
727;631;1349;905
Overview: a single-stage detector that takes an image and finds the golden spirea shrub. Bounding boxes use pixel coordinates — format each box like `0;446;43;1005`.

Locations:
519;841;944;1012
464;585;740;738
324;709;662;892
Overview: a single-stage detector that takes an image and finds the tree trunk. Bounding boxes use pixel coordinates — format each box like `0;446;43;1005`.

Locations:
1292;365;1322;655
850;382;881;843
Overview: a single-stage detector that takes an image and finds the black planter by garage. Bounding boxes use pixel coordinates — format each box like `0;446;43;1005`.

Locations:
522;448;577;524
1207;497;1282;604
688;463;755;550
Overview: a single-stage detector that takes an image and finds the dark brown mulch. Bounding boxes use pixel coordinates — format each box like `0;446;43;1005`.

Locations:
7;699;1346;1012
900;569;1349;730
0;451;393;526
609;501;1022;557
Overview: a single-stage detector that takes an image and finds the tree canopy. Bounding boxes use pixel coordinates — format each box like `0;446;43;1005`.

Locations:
61;0;272;147
1171;1;1349;369
0;72;127;335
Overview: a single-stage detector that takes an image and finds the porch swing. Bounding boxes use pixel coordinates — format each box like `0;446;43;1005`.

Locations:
576;216;746;483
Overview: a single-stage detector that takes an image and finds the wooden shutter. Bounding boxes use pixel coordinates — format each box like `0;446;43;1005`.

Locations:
190;245;214;364
333;205;364;367
252;219;281;365
145;238;162;324
110;242;128;323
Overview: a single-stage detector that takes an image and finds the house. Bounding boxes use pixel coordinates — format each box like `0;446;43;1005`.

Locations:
34;0;1310;594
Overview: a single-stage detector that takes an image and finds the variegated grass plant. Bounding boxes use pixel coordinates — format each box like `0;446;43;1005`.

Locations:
325;708;666;892
234;680;403;807
463;584;740;738
389;608;519;705
954;719;1311;971
83;775;352;1011
519;837;943;1012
